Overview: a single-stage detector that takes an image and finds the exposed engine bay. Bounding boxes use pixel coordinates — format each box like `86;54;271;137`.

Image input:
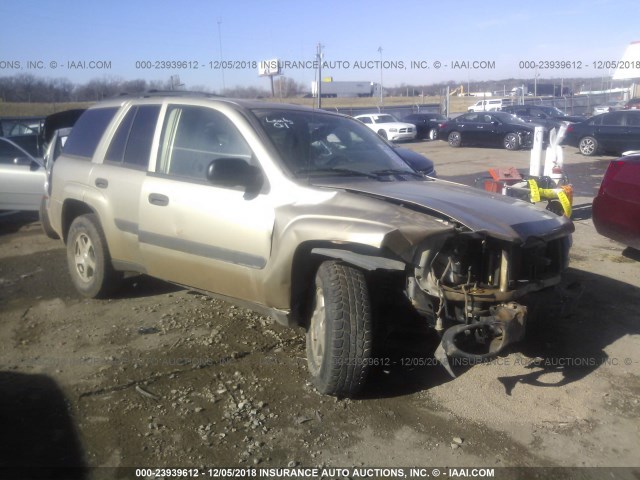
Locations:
406;230;573;376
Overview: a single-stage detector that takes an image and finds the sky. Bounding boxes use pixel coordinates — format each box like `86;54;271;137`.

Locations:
1;0;638;93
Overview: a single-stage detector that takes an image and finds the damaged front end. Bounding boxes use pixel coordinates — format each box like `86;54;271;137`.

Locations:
406;230;572;376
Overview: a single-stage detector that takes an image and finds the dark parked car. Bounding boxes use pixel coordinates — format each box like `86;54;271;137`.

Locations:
560;110;640;156
501;105;586;130
402;113;448;140
437;111;540;150
592;154;640;250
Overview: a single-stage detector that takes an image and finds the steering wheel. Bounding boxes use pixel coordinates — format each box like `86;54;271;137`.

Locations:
325;155;350;167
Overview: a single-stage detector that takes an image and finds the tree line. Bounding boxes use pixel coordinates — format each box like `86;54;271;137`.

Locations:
0;74;307;102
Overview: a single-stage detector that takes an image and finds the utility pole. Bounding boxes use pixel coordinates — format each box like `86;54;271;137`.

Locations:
316;43;323;109
378;46;383;106
217;19;226;92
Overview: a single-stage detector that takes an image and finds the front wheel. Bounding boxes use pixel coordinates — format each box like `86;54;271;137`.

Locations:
578;136;598;156
377;129;388;140
66;214;122;298
448;131;462;147
306;261;372;397
503;132;521;150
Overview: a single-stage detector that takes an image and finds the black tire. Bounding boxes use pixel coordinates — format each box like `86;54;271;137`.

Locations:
66;214;122;298
578;136;598;156
305;261;373;397
428;128;438;140
376;129;387;140
503;132;521;151
448;131;462;147
39;196;59;239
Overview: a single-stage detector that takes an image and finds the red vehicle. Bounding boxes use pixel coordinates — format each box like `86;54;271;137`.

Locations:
592;154;640;250
623;98;640;110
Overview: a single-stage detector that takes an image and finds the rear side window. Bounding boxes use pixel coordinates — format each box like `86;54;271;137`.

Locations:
106;105;161;169
63;107;118;158
601;112;624;126
626;113;640;126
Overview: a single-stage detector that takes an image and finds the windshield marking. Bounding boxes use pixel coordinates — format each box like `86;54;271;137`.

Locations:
265;117;294;129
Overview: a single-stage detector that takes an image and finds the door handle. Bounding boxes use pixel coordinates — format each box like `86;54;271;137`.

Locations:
95;178;108;189
148;193;169;207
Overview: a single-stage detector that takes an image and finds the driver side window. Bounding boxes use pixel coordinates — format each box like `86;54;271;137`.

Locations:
156;105;254;181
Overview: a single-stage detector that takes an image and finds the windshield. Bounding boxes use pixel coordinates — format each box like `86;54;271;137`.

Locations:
493;112;528;124
372;114;398;123
253;109;417;177
548;107;567;117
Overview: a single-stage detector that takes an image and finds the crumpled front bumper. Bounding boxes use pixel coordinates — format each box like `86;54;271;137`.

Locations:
434;302;527;378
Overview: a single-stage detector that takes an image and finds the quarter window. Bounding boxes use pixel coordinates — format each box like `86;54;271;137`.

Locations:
64;107;119;158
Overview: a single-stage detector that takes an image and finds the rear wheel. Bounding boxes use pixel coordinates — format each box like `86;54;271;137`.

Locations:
578;136;598;156
503;132;521;150
428;128;438;140
306;261;372;397
66;214;122;298
448;131;462;147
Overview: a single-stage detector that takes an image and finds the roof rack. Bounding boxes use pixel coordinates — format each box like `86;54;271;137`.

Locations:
114;90;224;99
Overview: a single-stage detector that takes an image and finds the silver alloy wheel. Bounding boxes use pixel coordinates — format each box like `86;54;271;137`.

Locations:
448;131;461;147
308;284;326;367
504;133;519;150
579;137;596;155
73;232;96;283
428;128;438;140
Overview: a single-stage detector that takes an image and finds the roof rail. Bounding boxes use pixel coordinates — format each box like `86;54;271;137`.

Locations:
113;90;224;99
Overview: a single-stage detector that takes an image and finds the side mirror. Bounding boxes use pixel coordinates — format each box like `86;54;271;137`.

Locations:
13;157;42;171
13;157;33;166
207;158;262;190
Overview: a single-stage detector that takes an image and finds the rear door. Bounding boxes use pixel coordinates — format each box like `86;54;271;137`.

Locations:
88;104;161;269
621;112;640;152
138;103;275;301
472;113;496;145
595;112;626;152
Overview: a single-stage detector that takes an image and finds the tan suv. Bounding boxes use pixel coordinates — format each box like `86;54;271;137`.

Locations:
48;92;575;397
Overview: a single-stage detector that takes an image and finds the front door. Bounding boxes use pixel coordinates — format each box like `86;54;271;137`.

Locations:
138;104;275;302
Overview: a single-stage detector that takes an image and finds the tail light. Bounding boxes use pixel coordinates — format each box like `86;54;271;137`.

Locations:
598;160;624;196
566;125;574;133
438;122;447;129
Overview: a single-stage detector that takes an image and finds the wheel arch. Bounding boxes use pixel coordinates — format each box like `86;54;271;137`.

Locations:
61;199;99;244
288;241;406;328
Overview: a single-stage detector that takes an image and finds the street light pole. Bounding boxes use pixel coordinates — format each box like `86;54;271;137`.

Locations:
217;19;225;93
316;43;323;109
378;46;383;106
